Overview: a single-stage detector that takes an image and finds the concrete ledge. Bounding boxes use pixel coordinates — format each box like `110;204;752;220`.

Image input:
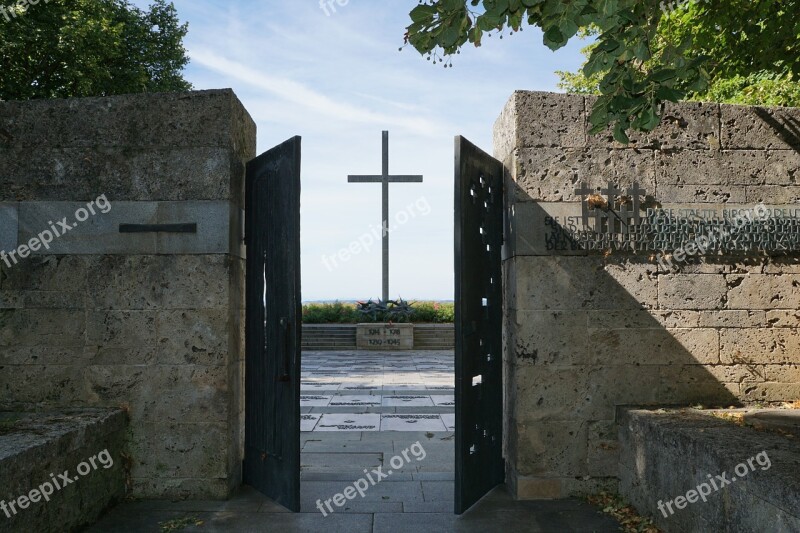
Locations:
619;408;800;532
0;409;128;532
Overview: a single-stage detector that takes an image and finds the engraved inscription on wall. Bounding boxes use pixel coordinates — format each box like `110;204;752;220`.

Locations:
541;183;800;254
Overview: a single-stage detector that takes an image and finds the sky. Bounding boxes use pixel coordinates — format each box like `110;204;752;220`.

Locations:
133;0;587;302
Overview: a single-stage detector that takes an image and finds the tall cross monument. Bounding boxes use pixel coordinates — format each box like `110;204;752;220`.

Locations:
348;131;423;302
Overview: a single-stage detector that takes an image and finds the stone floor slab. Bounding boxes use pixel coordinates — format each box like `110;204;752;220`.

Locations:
315;413;380;431
301;414;321;431
382;395;435;407
381;414;447;432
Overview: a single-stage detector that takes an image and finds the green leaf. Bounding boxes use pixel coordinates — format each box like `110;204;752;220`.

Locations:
650;69;678;82
543;26;566;49
410;5;438;23
613;122;630;144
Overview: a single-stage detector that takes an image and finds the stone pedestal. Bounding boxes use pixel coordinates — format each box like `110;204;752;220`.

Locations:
356;323;414;350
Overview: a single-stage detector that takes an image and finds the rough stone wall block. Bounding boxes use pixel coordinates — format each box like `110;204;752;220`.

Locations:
497;91;800;501
0;90;255;500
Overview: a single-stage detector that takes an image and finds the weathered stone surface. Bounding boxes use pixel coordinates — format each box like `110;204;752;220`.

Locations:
659;274;728;309
744;185;800;204
493;96;517;165
766;310;800;327
156;310;230;365
510;256;656;311
619;409;800;532
86;310;157;346
1;255;89;291
0;147;238;202
721;103;800;150
587;328;719;365
587;309;701;329
0;90;251;501
513;92;586;149
720;328;800;365
764;364;800;382
656;149;798;186
513;148;614;202
513;420;588;477
0;202;18;252
586;420;619;477
587;99;720;150
127;422;229;480
498;91;800;503
509;310;589;366
85;255;230;311
658;365;741;405
697;310;767;328
655;183;747;203
0;409;127;533
0;90;250;150
726;274;800;309
0;309;86;347
0;365;85;408
741;382;800;402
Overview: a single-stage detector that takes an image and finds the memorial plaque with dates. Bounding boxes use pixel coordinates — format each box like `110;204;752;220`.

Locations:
356;323;414;350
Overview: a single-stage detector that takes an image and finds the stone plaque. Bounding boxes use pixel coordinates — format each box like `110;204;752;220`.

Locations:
356;323;414;350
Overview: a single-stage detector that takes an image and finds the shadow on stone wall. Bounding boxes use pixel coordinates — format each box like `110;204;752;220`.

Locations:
503;179;783;499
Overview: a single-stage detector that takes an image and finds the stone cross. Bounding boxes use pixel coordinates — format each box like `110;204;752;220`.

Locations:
348;131;423;302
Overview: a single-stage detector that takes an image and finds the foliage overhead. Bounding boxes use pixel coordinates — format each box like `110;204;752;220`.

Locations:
558;1;800;108
405;0;800;143
0;0;192;101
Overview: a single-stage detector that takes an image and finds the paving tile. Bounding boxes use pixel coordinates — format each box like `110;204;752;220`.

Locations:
301;480;424;504
382;395;435;407
200;512;374;532
302;471;413;482
300;499;403;514
441;414;456;431
301;414;321;431
430;395;455;407
315;414;380;431
381;414;447;432
411;471;455;481
301;395;332;407
329;395;382;406
421;481;454;502
402;500;454;513
301;452;382;473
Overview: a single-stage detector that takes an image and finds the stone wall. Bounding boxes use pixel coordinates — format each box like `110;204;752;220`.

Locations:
493;91;800;499
0;409;127;531
0;90;256;499
619;409;800;532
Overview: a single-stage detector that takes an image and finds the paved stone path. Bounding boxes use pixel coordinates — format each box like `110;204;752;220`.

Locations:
88;351;621;532
301;350;454;432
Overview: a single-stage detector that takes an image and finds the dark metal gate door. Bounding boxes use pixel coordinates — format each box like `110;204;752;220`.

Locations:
454;136;505;514
244;136;302;512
